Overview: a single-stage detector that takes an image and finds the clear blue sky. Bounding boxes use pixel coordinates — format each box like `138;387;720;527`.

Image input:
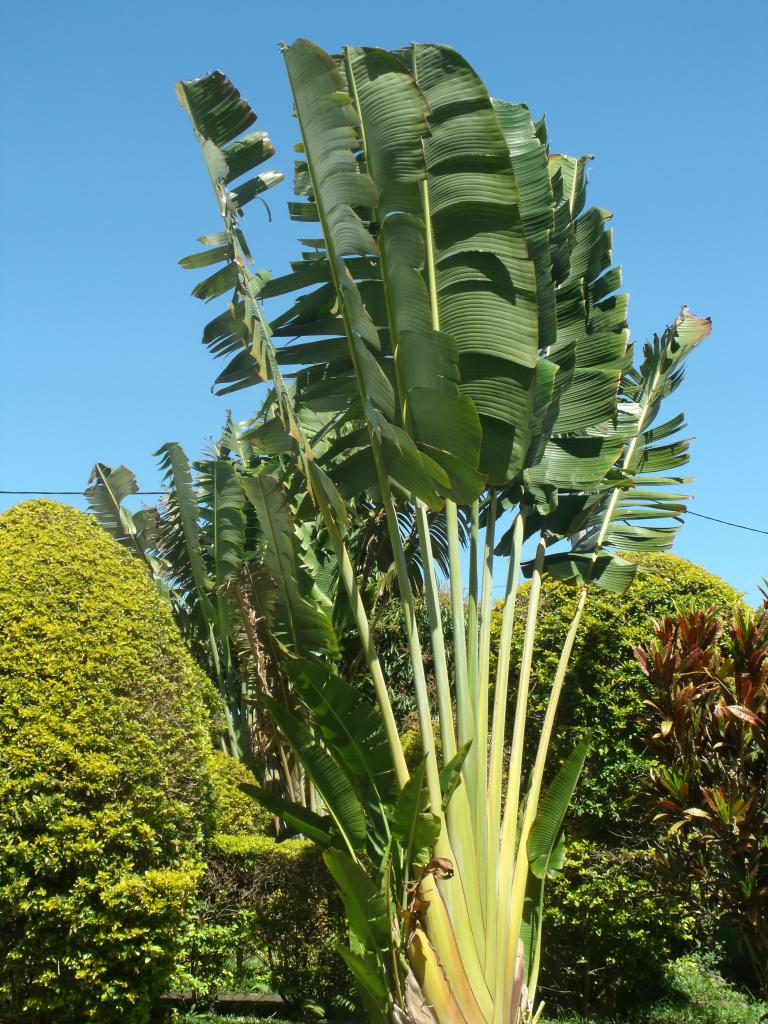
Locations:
1;0;766;598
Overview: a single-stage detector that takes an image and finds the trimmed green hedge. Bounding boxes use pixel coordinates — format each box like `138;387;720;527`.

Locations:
0;500;217;1023
206;750;274;837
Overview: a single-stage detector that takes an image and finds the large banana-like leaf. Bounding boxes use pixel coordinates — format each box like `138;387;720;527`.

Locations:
283;39;480;506
282;41;392;415
242;473;338;656
401;44;542;485
176;69;283;215
154;442;216;623
544;309;713;589
261;691;367;852
197;458;246;586
288;657;396;829
240;782;335;846
86;463;140;545
85;463;164;575
345;46;484;503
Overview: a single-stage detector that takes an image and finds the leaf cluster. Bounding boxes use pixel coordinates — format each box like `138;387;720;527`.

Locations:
638;600;768;993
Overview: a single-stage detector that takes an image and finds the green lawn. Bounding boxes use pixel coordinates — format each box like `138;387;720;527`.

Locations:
169;958;768;1024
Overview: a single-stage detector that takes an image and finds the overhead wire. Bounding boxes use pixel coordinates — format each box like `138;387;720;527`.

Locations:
1;489;767;538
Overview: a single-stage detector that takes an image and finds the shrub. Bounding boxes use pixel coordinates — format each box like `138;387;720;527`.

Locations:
539;840;698;1013
638;604;768;993
0;500;216;1024
206;750;274;837
173;834;353;1015
501;551;740;836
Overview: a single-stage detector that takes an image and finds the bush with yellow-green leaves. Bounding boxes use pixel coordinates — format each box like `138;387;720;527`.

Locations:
0;500;217;1024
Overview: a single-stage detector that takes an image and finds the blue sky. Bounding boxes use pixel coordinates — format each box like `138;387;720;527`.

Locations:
1;0;766;598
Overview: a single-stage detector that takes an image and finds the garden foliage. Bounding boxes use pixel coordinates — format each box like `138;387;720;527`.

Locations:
174;833;353;1014
638;602;768;994
541;840;697;1011
0;501;216;1024
503;551;740;833
206;750;274;836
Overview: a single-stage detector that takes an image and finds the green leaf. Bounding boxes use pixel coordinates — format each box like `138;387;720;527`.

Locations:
404;44;545;483
223;130;276;182
525;435;624;490
177;70;256;148
179;244;230;270
288;658;397;821
154;442;215;623
527;734;591;878
242;474;338;656
528;551;639;593
239;783;335;846
283;40;391;431
192;262;239;302
85;463;139;546
439;741;471;813
197;459;245;586
391;760;441;868
335;946;389;1023
323;848;390;952
260;692;367;852
345;47;484;502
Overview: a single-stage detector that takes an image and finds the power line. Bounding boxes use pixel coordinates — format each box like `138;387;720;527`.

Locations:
3;488;768;538
684;510;768;537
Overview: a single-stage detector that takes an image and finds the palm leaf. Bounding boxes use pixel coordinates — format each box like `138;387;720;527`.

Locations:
196;458;246;586
86;463;164;576
288;658;396;824
402;44;542;484
260;692;367;853
154;442;215;622
242;473;338;656
240;782;335;846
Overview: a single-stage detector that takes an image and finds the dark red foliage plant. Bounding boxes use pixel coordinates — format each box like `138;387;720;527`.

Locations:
636;597;768;993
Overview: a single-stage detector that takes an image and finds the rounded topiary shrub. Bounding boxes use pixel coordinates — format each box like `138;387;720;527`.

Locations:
0;500;217;1024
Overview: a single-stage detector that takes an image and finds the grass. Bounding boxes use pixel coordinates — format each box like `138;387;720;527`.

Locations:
169;957;768;1024
542;957;768;1024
